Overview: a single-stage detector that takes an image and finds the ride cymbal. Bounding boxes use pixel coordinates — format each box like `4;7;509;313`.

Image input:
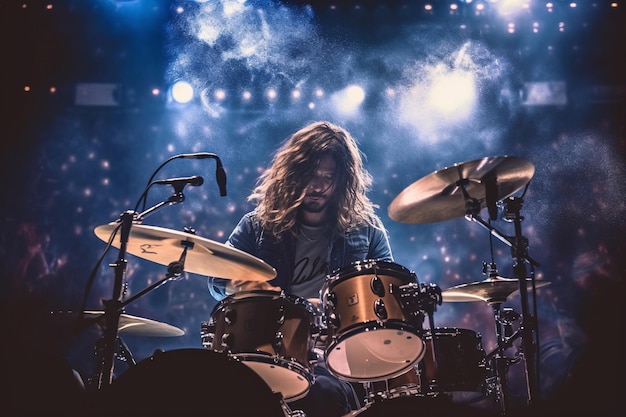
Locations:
388;156;535;224
94;223;277;281
441;277;551;304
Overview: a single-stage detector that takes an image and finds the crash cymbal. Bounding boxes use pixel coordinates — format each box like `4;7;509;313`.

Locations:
441;277;551;304
388;156;535;224
83;311;185;337
94;223;276;281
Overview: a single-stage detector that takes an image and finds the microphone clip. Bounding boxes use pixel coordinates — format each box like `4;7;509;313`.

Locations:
167;192;185;204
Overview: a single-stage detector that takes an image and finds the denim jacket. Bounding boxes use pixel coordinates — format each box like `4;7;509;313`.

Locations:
208;211;394;301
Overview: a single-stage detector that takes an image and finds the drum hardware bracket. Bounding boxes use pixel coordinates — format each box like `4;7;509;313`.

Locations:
500;307;520;337
113;336;137;366
392;282;442;317
280;399;307;417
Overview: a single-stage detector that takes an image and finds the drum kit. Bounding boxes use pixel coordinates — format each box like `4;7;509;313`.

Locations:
83;155;547;416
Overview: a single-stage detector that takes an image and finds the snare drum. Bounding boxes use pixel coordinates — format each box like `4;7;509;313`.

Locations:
202;290;318;401
321;260;426;382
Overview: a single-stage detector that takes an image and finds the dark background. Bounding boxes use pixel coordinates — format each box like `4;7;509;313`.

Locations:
1;0;624;415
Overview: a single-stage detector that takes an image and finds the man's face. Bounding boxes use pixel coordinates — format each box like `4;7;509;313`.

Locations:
301;154;337;214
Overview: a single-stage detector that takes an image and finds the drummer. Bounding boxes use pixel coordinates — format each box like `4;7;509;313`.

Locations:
208;120;393;417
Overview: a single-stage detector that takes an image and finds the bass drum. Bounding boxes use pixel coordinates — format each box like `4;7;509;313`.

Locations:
347;395;490;417
92;349;285;416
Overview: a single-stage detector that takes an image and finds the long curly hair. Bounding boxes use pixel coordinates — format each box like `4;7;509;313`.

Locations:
249;121;381;239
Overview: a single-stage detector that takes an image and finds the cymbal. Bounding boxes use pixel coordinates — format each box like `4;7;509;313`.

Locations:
441;277;551;304
388;156;535;224
83;311;185;337
94;223;276;281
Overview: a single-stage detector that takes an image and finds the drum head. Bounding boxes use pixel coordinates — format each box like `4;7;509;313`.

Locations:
326;322;425;381
92;349;285;416
234;353;313;401
328;260;415;285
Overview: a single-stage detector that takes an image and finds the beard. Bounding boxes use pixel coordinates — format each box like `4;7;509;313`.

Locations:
301;198;328;213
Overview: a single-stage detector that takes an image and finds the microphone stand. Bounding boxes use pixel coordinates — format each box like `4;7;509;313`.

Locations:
95;191;188;389
97;210;132;389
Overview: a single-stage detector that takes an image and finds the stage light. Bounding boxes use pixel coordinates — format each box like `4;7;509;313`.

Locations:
331;84;366;115
214;89;227;101
427;69;477;118
495;0;530;17
266;88;278;101
170;81;194;104
521;81;567;106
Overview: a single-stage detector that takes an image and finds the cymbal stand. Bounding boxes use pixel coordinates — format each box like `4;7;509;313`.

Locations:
502;196;541;405
480;262;524;415
464;197;541;407
96;210;133;389
95;191;189;389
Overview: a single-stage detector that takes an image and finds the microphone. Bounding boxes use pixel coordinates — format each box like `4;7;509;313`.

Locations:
215;158;227;196
153;176;204;193
484;176;499;221
169;152;227;196
178;152;219;160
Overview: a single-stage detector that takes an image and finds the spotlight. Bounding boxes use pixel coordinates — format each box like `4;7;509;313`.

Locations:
331;84;366;115
170;80;194;104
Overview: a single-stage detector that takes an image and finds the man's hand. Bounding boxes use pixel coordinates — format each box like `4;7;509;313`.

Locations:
225;279;282;295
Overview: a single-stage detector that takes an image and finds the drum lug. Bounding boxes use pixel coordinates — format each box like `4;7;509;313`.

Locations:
328;312;340;328
277;304;285;325
370;275;385;297
224;308;236;325
374;298;388;320
326;291;337;307
220;333;233;352
273;331;284;353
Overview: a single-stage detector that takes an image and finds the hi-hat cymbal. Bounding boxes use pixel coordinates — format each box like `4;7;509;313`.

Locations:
388;156;535;224
441;277;551;304
83;311;185;337
94;223;276;281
